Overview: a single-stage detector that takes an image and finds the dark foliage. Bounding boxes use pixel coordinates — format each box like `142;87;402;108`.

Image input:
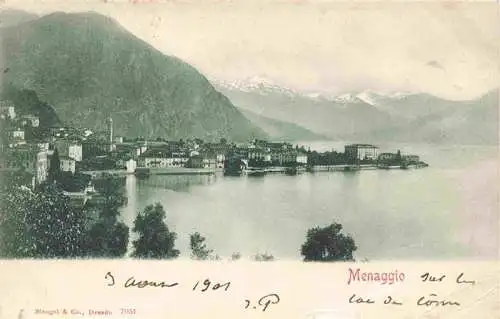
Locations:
84;219;129;258
57;172;91;192
131;203;179;259
48;148;61;182
301;223;357;262
247;159;272;168
0;183;87;258
254;253;275;261
1;84;61;128
92;176;127;219
190;232;213;260
307;151;347;166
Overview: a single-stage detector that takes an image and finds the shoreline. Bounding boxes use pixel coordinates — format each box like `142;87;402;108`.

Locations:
81;162;428;178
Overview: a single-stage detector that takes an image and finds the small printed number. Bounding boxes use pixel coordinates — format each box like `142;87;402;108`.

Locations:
121;308;136;315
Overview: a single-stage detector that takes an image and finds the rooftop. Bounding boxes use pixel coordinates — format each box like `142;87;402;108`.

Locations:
345;144;379;148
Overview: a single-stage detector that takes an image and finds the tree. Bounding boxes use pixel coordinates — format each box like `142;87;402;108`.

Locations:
254;252;275;261
93;176;127;220
82;176;129;258
131;203;179;259
190;232;213;260
0;183;87;258
48;148;61;182
58;172;91;192
396;149;402;162
6;168;33;189
231;252;241;261
301;223;357;262
84;219;129;258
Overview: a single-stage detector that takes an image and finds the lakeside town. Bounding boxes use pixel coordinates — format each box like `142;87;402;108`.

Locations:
0;99;429;203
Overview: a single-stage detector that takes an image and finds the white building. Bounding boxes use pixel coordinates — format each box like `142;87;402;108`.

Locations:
190;150;200;157
125;159;137;173
216;153;226;168
0;146;48;186
143;157;174;168
68;144;83;162
139;143;148;155
10;128;24;139
7;128;25;146
140;150;188;168
344;144;379;161
0;100;16;119
378;153;398;162
248;149;271;162
36;151;48;184
60;157;76;174
21;115;40;127
296;153;308;164
55;140;83;162
37;142;50;152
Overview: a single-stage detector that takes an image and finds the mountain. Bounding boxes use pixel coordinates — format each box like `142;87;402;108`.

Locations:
0;11;266;141
213;76;299;97
213;77;396;140
350;89;498;145
213;77;498;145
239;108;328;142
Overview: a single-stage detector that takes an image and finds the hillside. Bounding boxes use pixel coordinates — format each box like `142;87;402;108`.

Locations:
239;109;328;142
0;11;266;141
0;84;61;127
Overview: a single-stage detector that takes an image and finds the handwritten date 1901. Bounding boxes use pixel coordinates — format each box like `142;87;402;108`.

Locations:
244;293;280;312
192;279;231;292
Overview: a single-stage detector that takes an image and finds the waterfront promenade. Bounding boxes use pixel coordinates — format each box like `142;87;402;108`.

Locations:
82;167;219;178
81;162;428;179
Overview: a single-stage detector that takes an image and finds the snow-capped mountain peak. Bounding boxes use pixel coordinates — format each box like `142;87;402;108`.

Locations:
333;92;363;104
245;75;276;87
355;90;378;105
211;76;298;97
333;89;412;106
210;76;413;104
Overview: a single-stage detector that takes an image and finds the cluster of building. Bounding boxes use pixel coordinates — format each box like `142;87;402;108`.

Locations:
1;100;47;188
0;100;96;188
1;98;311;188
119;139;309;172
1;100;40;147
344;143;420;164
1;96;423;190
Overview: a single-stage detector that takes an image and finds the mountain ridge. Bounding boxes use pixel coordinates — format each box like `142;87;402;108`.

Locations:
213;76;498;145
1;11;267;142
212;75;494;104
239;108;329;142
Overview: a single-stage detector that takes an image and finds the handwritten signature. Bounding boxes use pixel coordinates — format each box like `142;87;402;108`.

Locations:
420;272;476;285
104;272;280;312
348;271;476;308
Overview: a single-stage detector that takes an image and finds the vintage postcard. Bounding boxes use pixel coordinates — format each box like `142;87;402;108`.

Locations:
0;0;498;318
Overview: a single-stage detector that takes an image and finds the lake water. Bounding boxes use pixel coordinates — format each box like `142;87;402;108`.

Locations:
120;142;499;261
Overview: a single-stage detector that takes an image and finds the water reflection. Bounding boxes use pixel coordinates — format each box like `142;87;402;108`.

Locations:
136;174;218;192
120;145;498;261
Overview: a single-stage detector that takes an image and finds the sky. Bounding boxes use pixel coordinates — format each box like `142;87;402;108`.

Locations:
2;0;500;100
